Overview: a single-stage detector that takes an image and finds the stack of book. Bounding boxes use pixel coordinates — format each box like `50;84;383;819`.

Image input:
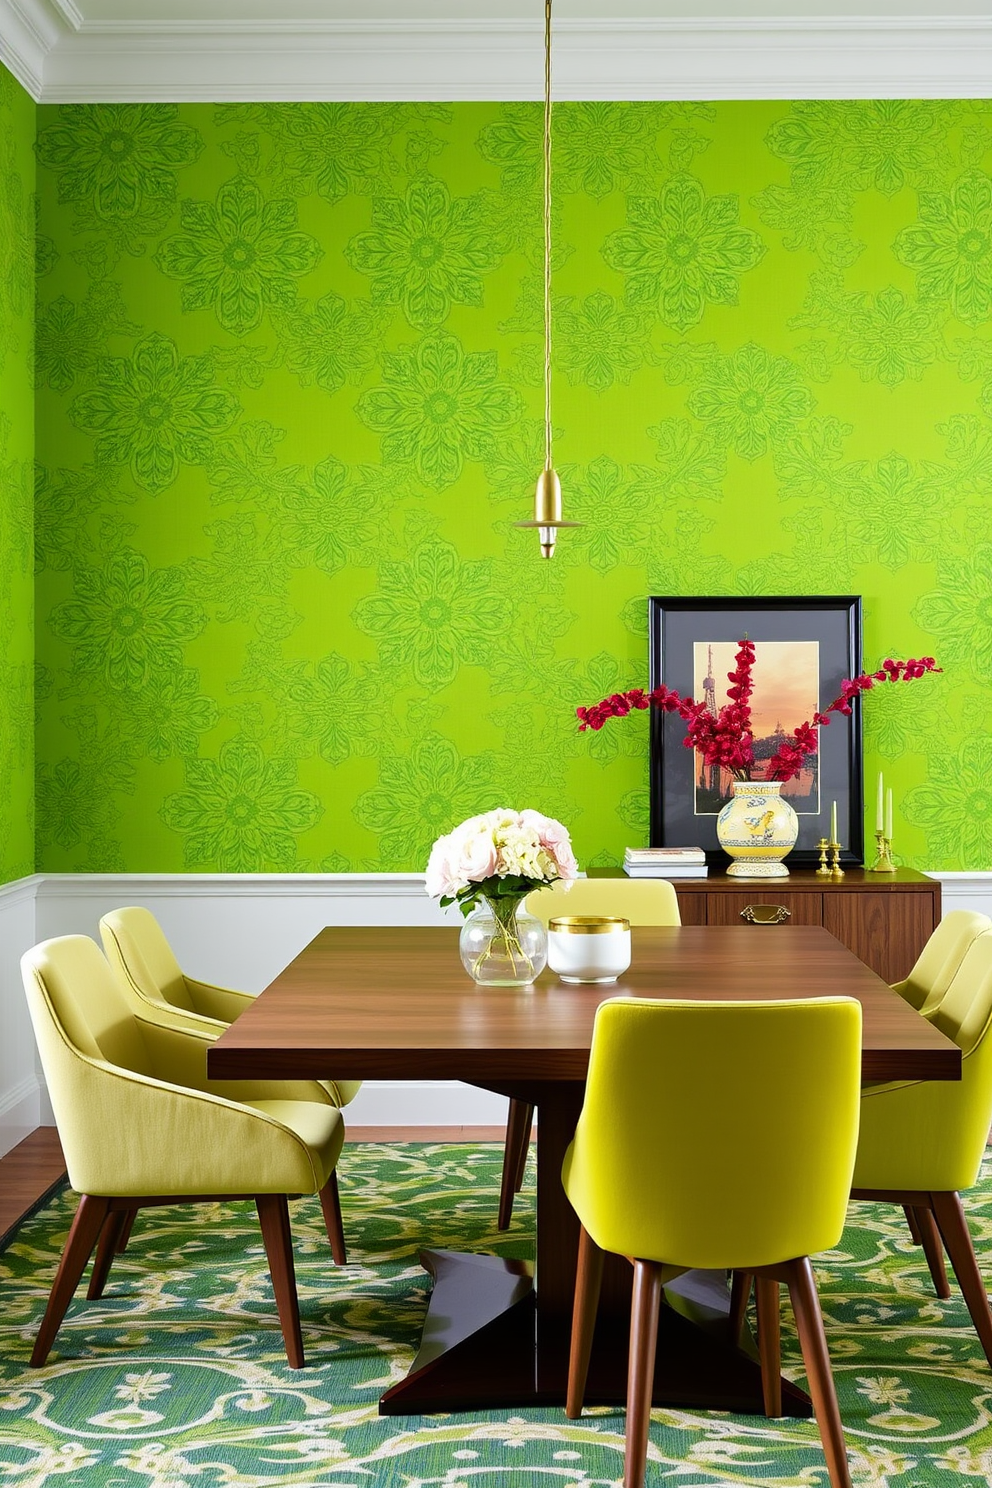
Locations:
623;847;708;879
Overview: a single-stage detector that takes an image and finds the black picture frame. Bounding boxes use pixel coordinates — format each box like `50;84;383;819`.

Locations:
649;596;864;867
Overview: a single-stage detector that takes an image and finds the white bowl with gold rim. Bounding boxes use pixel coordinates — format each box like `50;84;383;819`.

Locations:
547;916;631;984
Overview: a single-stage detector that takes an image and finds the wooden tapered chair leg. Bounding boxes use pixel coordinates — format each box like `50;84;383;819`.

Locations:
625;1259;664;1488
255;1194;305;1369
31;1194;111;1367
513;1104;533;1192
913;1205;951;1300
88;1209;131;1300
755;1276;782;1418
729;1270;753;1344
903;1203;922;1245
318;1171;347;1266
115;1209;137;1253
497;1099;534;1230
785;1256;852;1488
930;1190;992;1367
566;1225;604;1418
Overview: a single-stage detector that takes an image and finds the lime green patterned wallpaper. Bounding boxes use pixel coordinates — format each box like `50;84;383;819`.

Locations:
0;65;34;885
34;100;992;873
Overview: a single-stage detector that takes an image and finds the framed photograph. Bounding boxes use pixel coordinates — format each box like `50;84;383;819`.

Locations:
649;596;864;867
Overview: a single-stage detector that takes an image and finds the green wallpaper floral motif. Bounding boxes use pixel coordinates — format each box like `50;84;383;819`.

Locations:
0;65;34;885
33;99;992;873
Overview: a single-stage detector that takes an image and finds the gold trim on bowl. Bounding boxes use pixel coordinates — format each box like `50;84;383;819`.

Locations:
548;916;630;935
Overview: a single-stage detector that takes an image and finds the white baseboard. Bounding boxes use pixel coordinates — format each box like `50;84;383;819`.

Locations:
2;867;990;1142
0;1073;43;1159
344;1080;509;1127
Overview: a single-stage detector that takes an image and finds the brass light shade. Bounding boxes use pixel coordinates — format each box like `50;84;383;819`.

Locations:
514;0;580;559
516;469;581;559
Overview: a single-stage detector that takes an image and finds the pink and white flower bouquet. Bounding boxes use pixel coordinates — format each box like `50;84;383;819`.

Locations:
426;808;578;918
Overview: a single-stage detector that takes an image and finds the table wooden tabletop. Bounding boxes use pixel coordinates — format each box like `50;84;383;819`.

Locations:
206;923;960;1417
208;924;960;1086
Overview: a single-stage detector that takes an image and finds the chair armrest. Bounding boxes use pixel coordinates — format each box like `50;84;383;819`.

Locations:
185;977;255;1022
138;1017;337;1106
45;1041;329;1197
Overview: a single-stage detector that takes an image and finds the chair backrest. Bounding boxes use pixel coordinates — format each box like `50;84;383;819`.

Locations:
526;877;681;927
928;930;992;1056
896;910;991;1014
562;996;861;1271
23;934;153;1073
100;906;195;1013
21;936;156;1190
857;931;992;1194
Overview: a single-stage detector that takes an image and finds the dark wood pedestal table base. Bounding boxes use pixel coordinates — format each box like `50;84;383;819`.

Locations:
208;925;960;1416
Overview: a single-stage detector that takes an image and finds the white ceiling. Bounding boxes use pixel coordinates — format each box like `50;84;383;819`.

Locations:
2;0;990;103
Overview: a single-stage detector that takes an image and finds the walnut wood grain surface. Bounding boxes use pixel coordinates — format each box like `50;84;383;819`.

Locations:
205;924;958;1415
208;925;960;1086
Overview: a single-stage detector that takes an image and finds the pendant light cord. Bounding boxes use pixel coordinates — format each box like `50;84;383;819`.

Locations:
543;0;553;472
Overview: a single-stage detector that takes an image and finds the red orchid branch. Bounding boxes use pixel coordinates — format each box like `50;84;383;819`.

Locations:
576;650;940;786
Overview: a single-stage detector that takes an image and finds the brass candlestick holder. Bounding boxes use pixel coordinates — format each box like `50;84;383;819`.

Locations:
815;837;831;876
869;830;896;873
829;839;845;878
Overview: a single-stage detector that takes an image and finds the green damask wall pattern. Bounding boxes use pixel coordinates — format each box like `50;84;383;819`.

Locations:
33;100;991;873
0;65;34;885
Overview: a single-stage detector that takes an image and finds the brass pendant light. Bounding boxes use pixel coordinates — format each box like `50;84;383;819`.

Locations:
515;0;580;558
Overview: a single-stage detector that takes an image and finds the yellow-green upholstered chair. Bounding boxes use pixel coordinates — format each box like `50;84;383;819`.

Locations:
890;909;990;1015
492;877;682;1231
563;996;861;1488
100;907;362;1111
21;934;347;1370
526;876;681;929
849;927;992;1360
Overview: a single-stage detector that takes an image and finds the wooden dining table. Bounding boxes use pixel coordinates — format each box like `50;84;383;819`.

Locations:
208;923;960;1417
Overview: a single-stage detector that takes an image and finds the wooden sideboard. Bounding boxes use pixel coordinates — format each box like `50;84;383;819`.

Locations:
590;868;940;985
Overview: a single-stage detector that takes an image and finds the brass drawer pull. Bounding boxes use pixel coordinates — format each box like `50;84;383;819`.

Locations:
740;904;791;925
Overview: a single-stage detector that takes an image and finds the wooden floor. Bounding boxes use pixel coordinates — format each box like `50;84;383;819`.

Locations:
0;1125;513;1241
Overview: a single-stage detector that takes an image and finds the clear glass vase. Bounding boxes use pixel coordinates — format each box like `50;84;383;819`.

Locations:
459;895;548;987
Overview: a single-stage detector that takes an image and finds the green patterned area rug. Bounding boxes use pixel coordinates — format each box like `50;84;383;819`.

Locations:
3;1142;992;1487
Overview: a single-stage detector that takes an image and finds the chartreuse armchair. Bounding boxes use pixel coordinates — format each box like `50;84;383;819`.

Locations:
889;909;990;1014
850;927;992;1358
492;877;682;1231
99;906;362;1110
21;935;347;1370
563;996;861;1488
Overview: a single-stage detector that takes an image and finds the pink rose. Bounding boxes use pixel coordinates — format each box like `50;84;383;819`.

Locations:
425;832;461;898
460;827;500;883
520;810;578;880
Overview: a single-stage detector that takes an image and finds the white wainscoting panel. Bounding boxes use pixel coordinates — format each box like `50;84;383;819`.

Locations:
0;876;44;1157
33;873;508;1128
928;873;992;917
2;868;989;1146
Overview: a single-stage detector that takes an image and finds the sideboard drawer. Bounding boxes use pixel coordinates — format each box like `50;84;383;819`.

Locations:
705;892;824;927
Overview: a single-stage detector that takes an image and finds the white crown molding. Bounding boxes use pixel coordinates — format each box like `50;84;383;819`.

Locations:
0;14;986;104
0;0;62;97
